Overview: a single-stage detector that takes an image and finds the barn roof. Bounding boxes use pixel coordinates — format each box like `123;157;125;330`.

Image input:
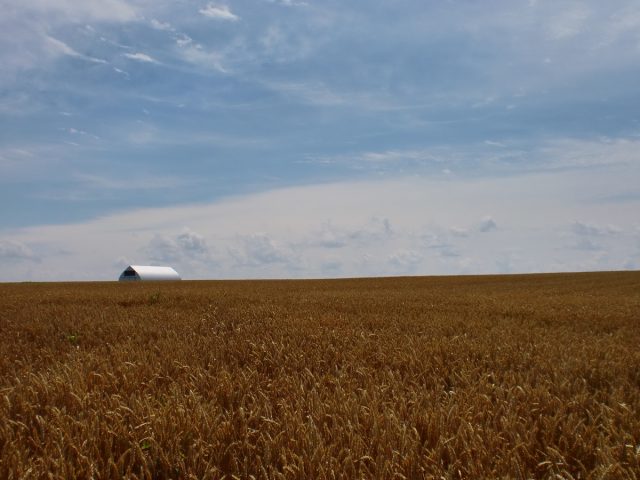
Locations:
120;265;181;281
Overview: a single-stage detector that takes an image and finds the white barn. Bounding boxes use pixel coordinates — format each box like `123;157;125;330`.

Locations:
119;265;181;281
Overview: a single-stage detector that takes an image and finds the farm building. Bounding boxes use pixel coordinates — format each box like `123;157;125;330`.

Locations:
118;265;181;281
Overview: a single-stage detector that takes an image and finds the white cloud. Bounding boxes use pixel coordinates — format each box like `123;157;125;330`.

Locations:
566;221;622;252
305;147;459;173
147;234;182;263
176;43;228;72
478;216;498;233
176;229;209;256
568;222;624;252
495;251;523;274
45;36;108;64
175;34;193;48
298;218;393;250
571;221;620;237
150;18;173;31
539;137;640;169
0;0;137;79
308;136;640;175
67;127;100;139
1;161;639;281
256;26;319;65
199;4;239;21
147;229;210;263
571;237;602;252
388;250;422;271
0;240;37;261
230;234;293;267
360;150;438;164
143;229;215;277
424;233;460;258
113;67;129;76
45;35;82;57
124;52;158;63
309;223;348;249
267;0;308;6
449;227;469;238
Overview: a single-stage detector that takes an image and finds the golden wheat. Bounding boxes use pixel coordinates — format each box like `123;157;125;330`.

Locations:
1;272;639;479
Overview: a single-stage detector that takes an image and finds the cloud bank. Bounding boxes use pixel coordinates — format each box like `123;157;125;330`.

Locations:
2;165;639;281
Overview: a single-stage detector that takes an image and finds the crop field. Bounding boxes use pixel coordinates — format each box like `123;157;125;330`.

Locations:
1;272;639;479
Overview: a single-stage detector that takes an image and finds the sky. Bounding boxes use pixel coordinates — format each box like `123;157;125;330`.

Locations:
1;0;639;281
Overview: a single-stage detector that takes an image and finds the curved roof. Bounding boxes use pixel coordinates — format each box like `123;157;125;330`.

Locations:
119;265;181;281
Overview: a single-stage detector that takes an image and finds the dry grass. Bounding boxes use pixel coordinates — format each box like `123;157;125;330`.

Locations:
1;272;639;479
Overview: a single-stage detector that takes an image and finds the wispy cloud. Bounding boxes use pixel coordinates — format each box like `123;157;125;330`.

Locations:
546;4;591;39
266;81;346;106
123;52;158;63
149;18;174;31
0;147;35;166
73;173;195;191
66;127;100;140
539;138;640;169
305;136;640;175
176;44;227;72
199;4;239;21
45;36;108;64
19;0;137;23
175;34;193;48
267;0;308;6
0;0;136;79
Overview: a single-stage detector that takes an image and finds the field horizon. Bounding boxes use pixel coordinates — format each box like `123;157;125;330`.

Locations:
1;271;639;478
3;268;639;285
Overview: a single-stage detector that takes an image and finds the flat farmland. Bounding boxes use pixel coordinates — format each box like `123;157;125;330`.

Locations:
1;272;639;479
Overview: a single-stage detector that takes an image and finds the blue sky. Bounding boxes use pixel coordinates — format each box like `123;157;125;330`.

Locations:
1;0;639;280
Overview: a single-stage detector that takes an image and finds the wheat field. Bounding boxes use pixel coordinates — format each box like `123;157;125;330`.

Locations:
1;272;639;479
